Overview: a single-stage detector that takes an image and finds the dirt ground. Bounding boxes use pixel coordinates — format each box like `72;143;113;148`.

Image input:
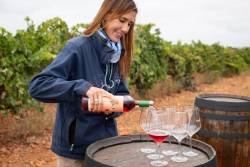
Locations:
1;71;250;167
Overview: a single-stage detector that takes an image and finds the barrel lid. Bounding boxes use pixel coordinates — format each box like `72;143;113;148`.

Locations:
195;93;250;112
85;135;216;167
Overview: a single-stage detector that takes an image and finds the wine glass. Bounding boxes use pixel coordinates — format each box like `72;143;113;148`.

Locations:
171;110;189;163
146;107;170;166
161;106;178;156
139;107;156;154
182;106;201;157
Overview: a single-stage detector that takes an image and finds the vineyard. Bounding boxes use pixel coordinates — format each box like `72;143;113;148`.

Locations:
1;16;250;115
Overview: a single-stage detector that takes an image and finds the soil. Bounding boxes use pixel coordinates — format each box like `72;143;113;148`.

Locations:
1;71;250;167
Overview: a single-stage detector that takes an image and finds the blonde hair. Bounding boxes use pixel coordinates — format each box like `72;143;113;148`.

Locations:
84;0;137;79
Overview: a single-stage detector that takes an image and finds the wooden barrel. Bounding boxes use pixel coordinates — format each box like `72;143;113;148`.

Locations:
194;93;250;167
85;135;216;167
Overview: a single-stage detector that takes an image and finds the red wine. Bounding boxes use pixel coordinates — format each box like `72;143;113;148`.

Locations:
148;129;169;143
123;95;136;112
82;95;153;112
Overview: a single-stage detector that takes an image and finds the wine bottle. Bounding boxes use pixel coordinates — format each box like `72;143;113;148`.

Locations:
81;95;153;112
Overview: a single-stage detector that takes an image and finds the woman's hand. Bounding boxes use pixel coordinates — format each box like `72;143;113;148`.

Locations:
86;87;118;112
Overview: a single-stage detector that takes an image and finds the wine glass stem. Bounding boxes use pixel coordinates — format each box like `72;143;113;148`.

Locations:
189;135;193;150
177;141;182;157
156;142;161;159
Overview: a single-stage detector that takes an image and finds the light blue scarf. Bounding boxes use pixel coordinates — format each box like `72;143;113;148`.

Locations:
97;28;122;63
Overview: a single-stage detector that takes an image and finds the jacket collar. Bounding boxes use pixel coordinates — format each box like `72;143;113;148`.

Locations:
89;31;115;64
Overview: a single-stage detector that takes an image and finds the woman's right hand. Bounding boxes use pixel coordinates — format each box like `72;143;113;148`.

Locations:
86;87;118;112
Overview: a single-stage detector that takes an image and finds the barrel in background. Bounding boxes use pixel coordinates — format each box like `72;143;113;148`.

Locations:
195;93;250;167
85;135;216;167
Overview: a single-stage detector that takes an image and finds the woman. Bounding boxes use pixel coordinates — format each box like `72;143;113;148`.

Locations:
28;0;137;166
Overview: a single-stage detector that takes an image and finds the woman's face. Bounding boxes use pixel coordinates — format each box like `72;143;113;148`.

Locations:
104;11;136;42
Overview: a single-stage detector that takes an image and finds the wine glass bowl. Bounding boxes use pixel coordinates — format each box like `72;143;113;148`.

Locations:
182;106;201;157
161;106;178;156
170;110;189;163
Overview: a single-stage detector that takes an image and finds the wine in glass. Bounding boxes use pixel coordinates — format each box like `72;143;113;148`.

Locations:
171;110;189;163
146;107;170;166
183;106;201;157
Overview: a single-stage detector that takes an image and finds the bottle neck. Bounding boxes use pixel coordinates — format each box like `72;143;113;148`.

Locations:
135;100;154;107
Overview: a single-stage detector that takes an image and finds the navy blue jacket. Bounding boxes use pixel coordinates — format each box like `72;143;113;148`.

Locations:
28;32;129;159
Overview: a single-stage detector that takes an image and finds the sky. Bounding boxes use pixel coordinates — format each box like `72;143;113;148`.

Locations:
0;0;250;47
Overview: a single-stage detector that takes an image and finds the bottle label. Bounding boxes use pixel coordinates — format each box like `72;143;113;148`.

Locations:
88;96;124;112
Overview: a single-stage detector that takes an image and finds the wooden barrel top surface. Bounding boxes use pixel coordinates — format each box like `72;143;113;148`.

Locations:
86;135;216;167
